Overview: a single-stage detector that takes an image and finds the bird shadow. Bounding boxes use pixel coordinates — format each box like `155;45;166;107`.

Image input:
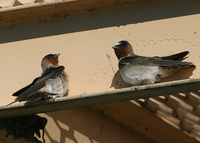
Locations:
158;67;196;83
111;67;196;89
110;70;131;89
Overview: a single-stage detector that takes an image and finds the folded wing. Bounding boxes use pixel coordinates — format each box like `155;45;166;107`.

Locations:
7;66;65;106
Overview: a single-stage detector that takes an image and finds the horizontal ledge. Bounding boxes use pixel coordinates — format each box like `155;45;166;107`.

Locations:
1;78;200;118
0;0;133;26
0;0;173;26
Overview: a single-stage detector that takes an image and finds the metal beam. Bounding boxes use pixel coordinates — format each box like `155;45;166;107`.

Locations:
1;78;200;118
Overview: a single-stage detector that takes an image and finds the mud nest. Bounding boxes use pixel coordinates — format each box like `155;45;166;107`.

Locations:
0;114;47;143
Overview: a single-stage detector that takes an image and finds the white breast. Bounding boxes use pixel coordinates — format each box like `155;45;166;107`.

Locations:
41;73;69;98
119;65;160;86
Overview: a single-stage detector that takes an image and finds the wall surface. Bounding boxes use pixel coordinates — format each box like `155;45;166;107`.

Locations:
40;107;153;143
1;0;200;105
1;0;200;142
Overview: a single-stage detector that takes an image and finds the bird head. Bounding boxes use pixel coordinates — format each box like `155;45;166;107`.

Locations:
112;40;134;59
41;54;60;71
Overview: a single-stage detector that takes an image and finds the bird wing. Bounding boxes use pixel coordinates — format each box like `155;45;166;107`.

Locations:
119;55;193;67
12;77;40;96
7;66;65;106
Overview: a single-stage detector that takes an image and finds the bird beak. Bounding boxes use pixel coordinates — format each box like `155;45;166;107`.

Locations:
112;42;121;49
56;54;60;57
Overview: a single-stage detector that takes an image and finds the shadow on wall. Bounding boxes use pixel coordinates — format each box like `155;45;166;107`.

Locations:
43;98;200;143
110;70;131;89
111;67;196;89
1;0;200;44
44;108;104;143
43;107;145;143
44;108;107;143
158;67;196;83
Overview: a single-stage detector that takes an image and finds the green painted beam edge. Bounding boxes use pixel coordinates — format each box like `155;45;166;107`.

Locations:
0;78;200;118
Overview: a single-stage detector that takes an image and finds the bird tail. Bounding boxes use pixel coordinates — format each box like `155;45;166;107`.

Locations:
160;51;189;61
6;100;17;107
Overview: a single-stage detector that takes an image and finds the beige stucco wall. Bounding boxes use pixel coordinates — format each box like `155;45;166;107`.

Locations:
1;0;200;142
1;1;200;105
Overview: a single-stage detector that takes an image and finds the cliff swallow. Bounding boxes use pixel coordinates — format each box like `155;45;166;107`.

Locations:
7;54;69;106
112;40;195;86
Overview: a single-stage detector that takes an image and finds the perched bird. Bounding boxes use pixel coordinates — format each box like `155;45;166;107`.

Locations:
7;54;69;106
112;40;195;86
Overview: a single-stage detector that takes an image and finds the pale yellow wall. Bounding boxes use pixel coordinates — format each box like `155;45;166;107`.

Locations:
1;2;200;105
1;0;200;142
